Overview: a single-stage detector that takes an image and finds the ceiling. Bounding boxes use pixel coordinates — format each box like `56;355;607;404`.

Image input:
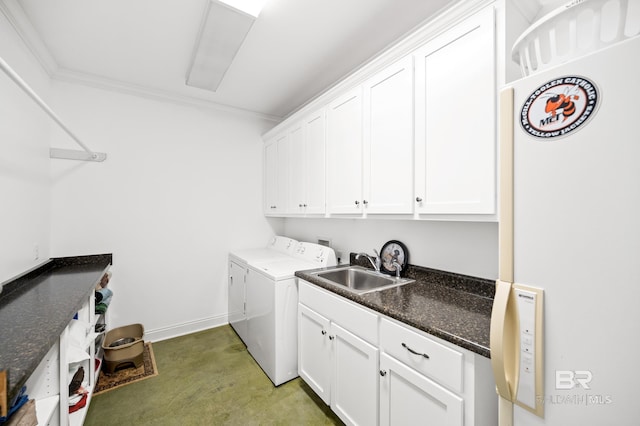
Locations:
5;0;456;120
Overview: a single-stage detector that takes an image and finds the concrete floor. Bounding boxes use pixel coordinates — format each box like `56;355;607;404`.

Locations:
85;325;343;425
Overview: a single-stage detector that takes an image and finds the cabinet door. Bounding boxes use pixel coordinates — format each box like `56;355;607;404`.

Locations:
326;87;363;214
414;7;496;214
331;323;378;426
363;56;414;214
288;124;306;213
264;137;277;213
304;111;326;214
298;304;331;404
379;353;463;426
228;260;247;344
264;134;289;215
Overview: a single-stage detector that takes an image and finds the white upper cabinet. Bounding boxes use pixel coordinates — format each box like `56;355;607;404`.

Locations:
362;56;415;214
264;133;289;215
291;110;326;215
414;7;496;215
269;108;326;217
264;2;504;220
326;87;364;214
288;123;306;214
304;111;327;215
326;56;414;217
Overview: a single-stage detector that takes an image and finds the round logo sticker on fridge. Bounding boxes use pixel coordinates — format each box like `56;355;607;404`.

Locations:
520;76;599;139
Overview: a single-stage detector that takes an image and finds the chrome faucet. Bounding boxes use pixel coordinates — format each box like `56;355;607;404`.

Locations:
391;260;402;278
356;251;381;272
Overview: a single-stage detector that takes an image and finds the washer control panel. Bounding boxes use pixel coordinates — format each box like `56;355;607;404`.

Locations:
292;242;337;267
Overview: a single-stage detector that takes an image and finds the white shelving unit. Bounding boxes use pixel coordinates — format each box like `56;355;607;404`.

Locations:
24;283;109;426
25;343;61;426
66;292;106;426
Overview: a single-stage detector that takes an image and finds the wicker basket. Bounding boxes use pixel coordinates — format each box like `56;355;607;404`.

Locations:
513;0;640;76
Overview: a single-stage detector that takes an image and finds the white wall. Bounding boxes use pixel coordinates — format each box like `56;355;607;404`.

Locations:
49;81;282;340
284;218;498;279
0;12;52;285
1;4;496;341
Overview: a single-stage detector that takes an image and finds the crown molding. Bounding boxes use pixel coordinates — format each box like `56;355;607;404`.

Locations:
0;0;281;123
53;68;282;122
0;0;58;76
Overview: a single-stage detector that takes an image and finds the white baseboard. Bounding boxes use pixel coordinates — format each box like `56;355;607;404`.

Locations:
144;314;229;342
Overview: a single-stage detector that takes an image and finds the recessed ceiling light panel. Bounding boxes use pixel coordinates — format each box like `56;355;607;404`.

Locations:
186;0;257;92
219;0;269;18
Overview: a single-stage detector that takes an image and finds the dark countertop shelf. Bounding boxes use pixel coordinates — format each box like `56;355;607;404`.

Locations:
295;257;495;358
0;254;112;404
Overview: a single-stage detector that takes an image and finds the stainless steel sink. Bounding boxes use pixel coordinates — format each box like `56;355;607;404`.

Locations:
309;266;414;294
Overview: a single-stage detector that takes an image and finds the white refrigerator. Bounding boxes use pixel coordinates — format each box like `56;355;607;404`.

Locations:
490;35;640;426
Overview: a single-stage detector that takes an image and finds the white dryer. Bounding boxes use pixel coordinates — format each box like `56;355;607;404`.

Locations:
228;236;297;343
232;240;336;386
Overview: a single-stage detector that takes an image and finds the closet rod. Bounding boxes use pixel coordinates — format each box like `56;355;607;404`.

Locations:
0;55;106;162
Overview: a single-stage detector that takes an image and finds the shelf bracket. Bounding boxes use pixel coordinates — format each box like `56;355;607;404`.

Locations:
49;148;107;162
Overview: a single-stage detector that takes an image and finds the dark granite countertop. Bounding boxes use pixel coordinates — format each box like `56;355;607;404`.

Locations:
295;255;495;358
0;254;112;404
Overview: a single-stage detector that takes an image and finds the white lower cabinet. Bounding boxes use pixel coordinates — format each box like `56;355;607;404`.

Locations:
298;280;497;426
298;304;331;403
331;323;378;426
298;282;379;426
379;353;463;426
379;317;465;426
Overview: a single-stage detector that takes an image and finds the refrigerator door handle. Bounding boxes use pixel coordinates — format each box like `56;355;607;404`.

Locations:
491;279;517;401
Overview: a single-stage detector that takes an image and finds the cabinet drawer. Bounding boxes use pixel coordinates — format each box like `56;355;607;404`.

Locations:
380;318;463;392
299;280;378;344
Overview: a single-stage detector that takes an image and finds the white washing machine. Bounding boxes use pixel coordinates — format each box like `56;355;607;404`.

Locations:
228;236;297;343
232;240;336;386
228;235;298;265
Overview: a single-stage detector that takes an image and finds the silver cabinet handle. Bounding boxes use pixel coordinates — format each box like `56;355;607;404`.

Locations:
363;200;368;205
354;200;360;206
379;370;387;377
416;197;422;203
329;335;335;340
303;204;307;207
321;330;327;335
402;342;430;359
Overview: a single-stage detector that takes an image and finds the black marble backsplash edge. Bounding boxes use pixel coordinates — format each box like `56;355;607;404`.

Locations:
0;253;113;303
